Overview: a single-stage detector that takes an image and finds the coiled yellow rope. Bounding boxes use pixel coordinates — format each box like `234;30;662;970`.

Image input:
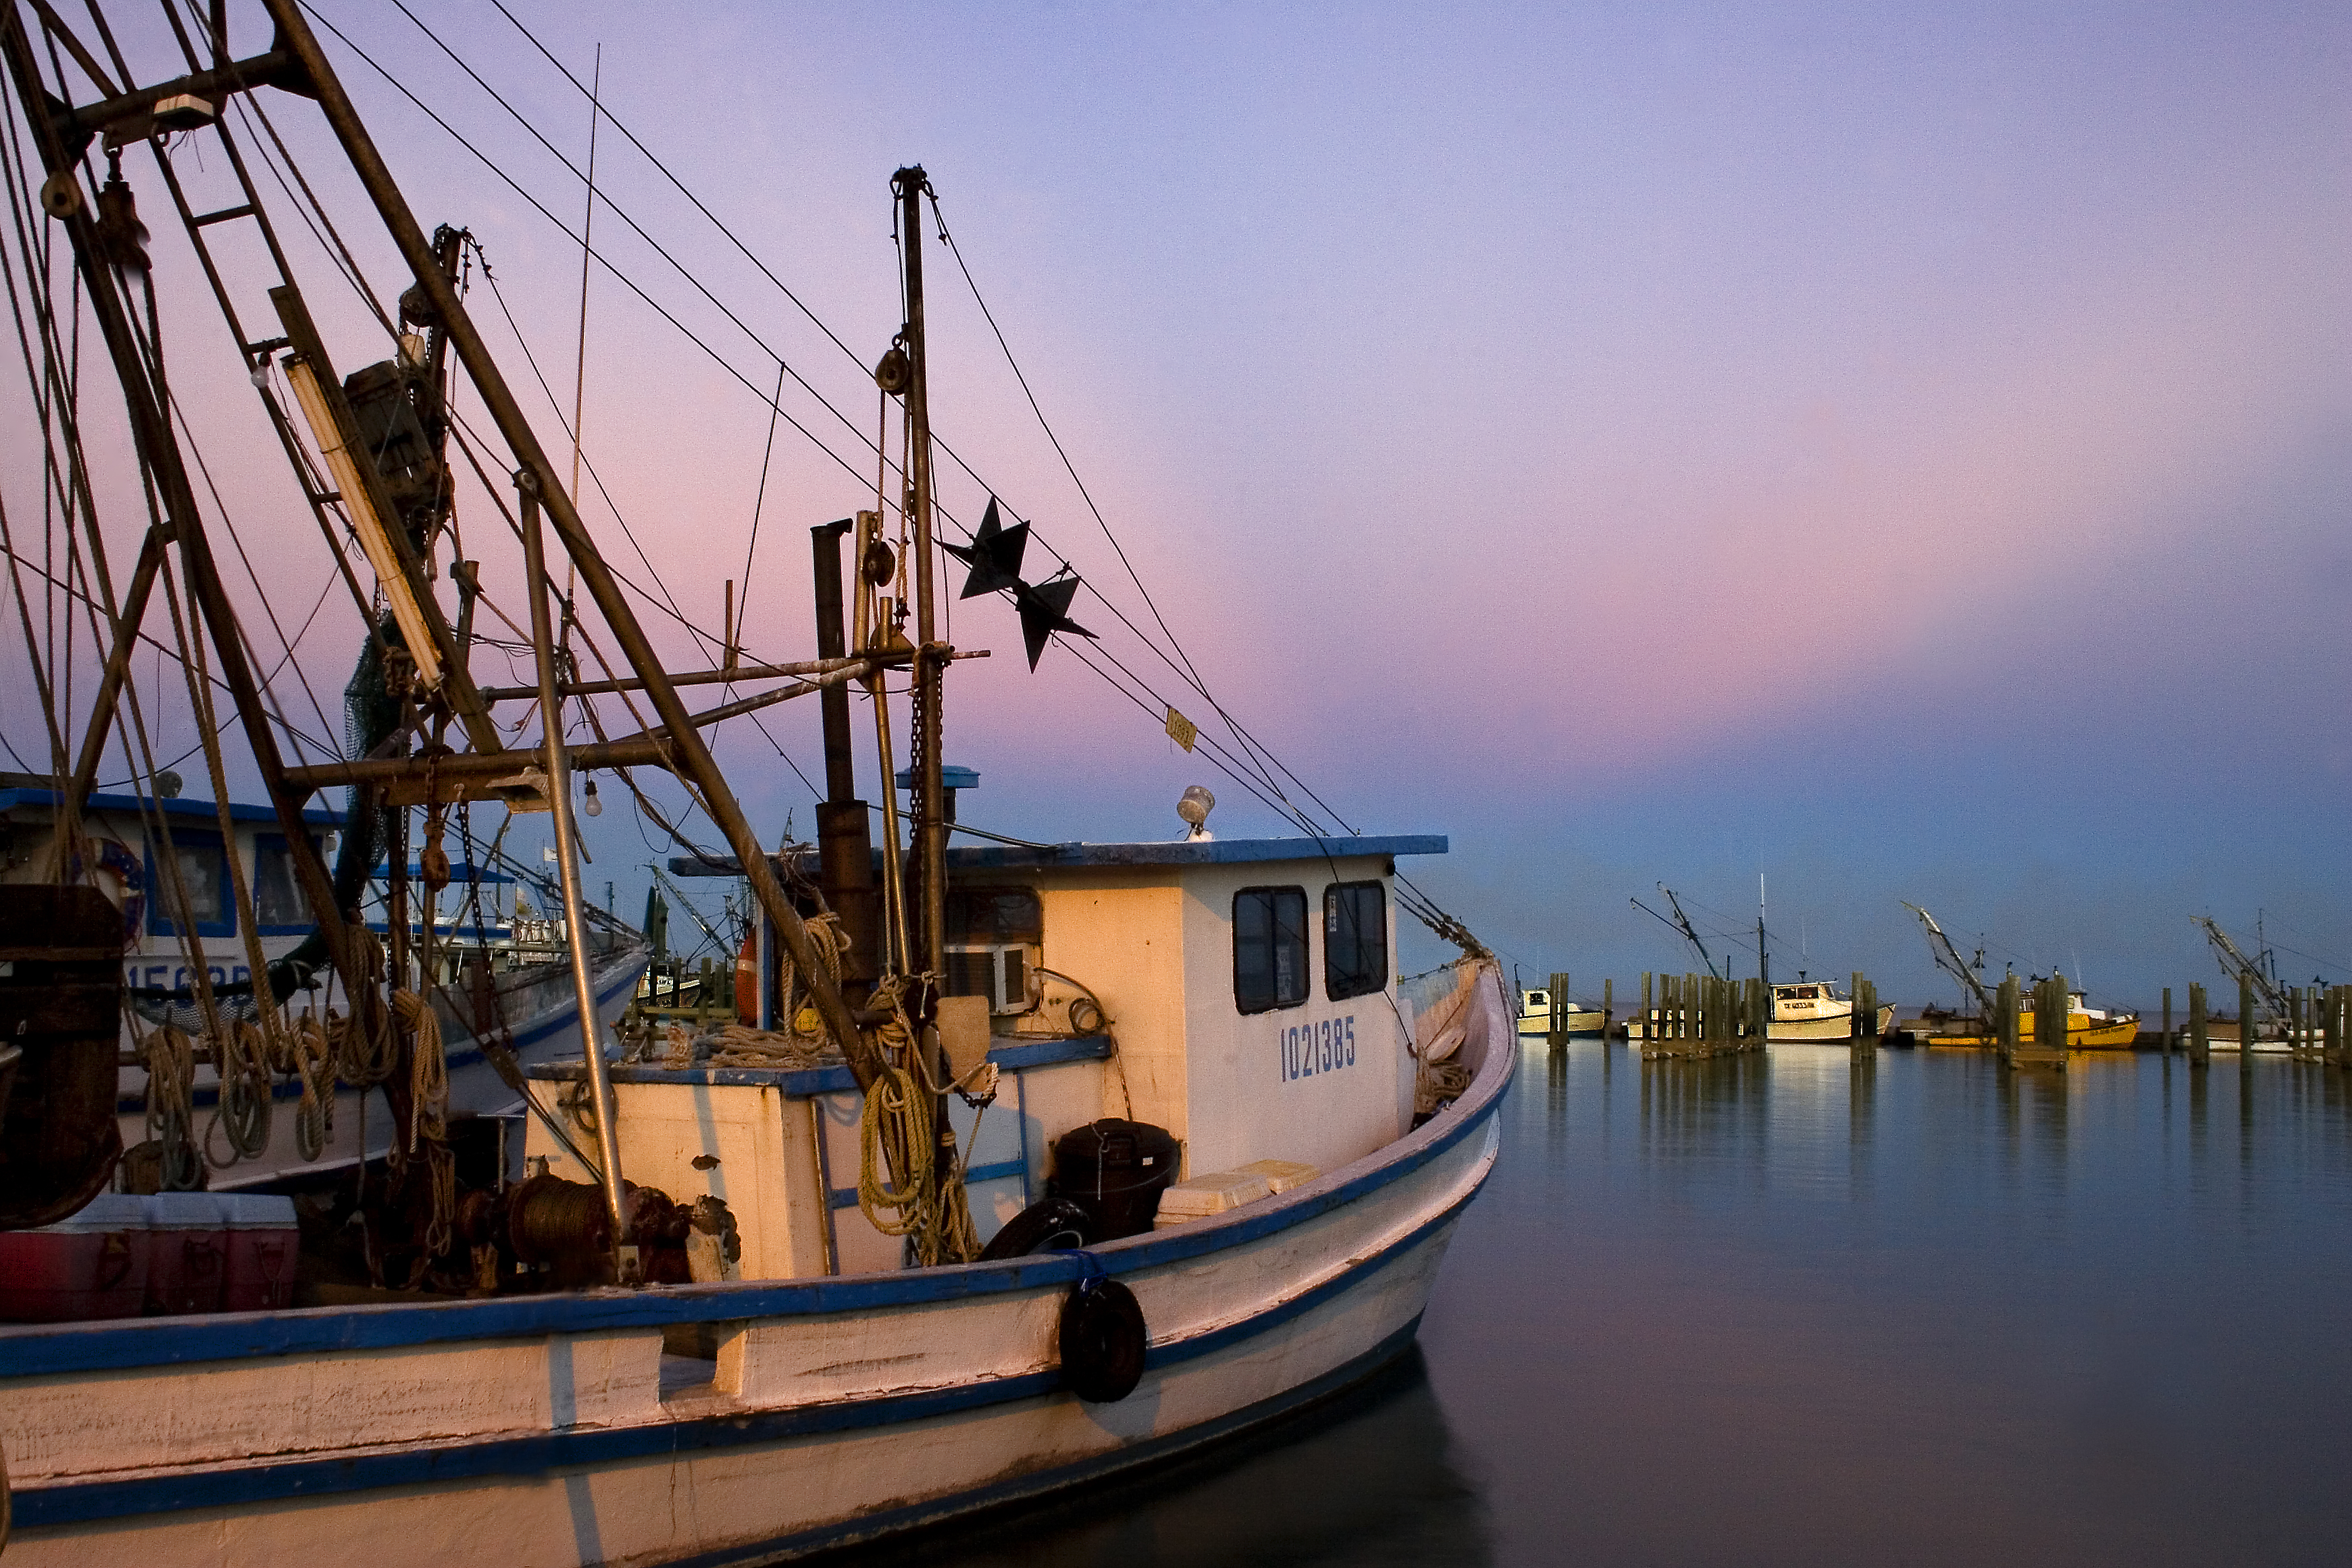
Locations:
385;988;455;1276
291;1012;336;1162
332;933;400;1087
854;978;981;1266
142;1023;200;1190
205;1019;273;1166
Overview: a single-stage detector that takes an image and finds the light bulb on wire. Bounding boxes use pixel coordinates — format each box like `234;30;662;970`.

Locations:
583;778;602;817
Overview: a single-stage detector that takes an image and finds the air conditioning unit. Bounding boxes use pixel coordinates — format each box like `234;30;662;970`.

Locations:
945;944;1034;1015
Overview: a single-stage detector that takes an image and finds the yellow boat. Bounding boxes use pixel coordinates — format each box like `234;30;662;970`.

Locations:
1925;1001;2141;1051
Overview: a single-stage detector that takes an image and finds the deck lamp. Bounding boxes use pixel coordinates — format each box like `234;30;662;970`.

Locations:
1178;786;1215;840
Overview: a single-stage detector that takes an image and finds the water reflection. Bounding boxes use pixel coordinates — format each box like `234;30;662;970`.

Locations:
892;1041;2352;1567
855;1348;1490;1568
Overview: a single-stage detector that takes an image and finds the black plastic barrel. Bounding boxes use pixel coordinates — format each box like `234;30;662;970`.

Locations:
1049;1119;1180;1240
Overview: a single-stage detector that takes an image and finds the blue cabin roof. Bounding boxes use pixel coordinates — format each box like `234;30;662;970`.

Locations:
668;834;1445;878
0;787;343;828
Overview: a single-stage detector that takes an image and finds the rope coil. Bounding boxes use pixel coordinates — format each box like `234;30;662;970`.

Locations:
853;976;981;1266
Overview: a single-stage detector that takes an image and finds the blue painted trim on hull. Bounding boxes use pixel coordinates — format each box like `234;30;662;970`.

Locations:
20;1036;1507;1375
12;1183;1477;1528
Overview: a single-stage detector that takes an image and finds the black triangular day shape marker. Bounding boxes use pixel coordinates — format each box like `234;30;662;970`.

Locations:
1016;574;1094;669
942;496;1030;599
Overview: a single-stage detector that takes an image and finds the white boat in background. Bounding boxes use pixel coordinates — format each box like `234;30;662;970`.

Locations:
1767;979;1896;1042
1619;977;1893;1042
1518;984;1604;1036
0;781;647;1196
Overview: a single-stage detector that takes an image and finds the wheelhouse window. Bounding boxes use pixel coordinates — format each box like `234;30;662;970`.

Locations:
1234;886;1308;1014
145;831;232;938
945;886;1042;1014
254;834;323;932
1324;880;1387;1001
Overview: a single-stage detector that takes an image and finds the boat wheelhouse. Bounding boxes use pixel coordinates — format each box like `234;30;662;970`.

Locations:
574;836;1449;1275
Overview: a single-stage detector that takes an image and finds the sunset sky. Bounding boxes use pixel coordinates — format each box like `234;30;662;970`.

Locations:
5;1;2347;1007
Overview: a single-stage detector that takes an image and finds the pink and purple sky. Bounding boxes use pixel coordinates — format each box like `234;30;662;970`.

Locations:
7;1;2349;1005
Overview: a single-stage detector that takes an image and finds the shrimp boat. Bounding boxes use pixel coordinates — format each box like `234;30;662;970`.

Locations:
1517;984;1604;1036
1905;904;2139;1049
0;778;647;1193
1763;978;1897;1042
0;3;1511;1561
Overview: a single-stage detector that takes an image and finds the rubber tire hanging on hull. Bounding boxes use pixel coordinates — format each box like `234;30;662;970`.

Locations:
1059;1277;1147;1403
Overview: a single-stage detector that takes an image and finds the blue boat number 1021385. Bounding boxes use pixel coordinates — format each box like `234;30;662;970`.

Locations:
1282;1015;1355;1082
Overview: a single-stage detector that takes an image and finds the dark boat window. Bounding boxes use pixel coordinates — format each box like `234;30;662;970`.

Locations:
1234;886;1308;1014
1324;880;1387;1001
946;887;1042;944
146;831;232;938
254;834;322;933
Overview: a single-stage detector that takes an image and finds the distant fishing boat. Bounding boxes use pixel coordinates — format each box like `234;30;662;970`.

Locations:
1618;977;1895;1042
1517;985;1604;1036
1916;992;2138;1050
1904;903;2139;1049
1626;882;1888;1041
1764;978;1897;1042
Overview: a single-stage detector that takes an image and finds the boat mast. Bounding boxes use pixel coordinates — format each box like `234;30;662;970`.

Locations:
1903;903;1999;1019
251;0;883;1092
518;472;634;1277
893;166;949;980
1757;874;1770;988
2193;916;2288;1022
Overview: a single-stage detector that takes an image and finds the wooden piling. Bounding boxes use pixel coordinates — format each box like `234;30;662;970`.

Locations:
1603;977;1613;1040
2189;982;2209;1066
1996;975;2020;1067
1547;971;1570;1046
2162;986;2172;1053
1641;971;1653;1045
2240;973;2257;1073
2018;973;2070;1068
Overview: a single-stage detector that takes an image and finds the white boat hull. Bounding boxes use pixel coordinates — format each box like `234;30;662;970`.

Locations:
3;961;1514;1566
1518;1009;1605;1037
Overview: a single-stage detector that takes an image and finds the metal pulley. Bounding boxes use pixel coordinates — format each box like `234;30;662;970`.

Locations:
872;343;911;395
39;170;80;218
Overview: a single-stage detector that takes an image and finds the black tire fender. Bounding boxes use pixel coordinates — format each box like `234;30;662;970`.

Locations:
1059;1277;1147;1403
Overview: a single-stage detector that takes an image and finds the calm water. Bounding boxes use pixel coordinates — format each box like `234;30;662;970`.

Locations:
871;1040;2352;1567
